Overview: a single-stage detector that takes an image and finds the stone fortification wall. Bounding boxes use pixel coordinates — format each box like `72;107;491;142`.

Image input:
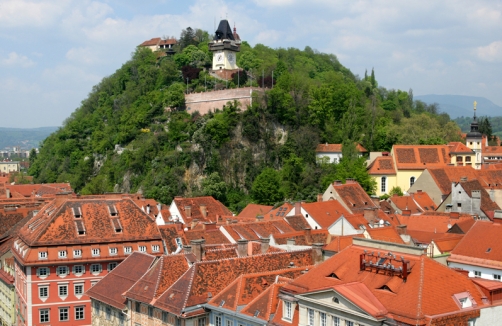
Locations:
185;87;262;115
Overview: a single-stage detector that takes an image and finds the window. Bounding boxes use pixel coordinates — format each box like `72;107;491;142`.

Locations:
198;317;206;326
59;284;68;297
108;262;118;271
91;264;102;274
73;249;82;257
75;284;84;295
92;248;100;256
474;270;481;277
148;306;153;318
75;306;84;320
39;251;48;259
494;274;501;281
226;320;233;326
40;309;49;323
320;312;326;326
465;156;471;162
94;301;100;313
162;312;168;323
307;308;314;326
39;286;49;299
458;203;462;208
139;246;147;252
119;313;125;326
215;316;221;326
124;246;132;254
135;302;141;313
152;245;160;252
57;266;68;277
346;321;353;326
73;265;84;275
109;247;118;255
332;316;340;326
456;156;463;163
284;301;292;321
37;267;49;278
381;176;387;193
106;307;112;320
410;176;415;187
59;307;69;321
58;250;67;258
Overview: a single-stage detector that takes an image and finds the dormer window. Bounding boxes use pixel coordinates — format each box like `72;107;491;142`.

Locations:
92;248;100;257
139;246;147;252
38;251;48;260
124;246;132;254
109;248;118;255
152;245;160;253
108;204;118;217
110;218;122;233
75;220;86;236
283;301;292;321
73;249;82;257
58;250;67;258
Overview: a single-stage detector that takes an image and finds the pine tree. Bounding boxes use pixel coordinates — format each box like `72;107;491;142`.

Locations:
370;68;376;88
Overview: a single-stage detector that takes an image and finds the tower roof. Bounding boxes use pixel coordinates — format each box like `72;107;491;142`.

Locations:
467;100;482;139
214;19;235;41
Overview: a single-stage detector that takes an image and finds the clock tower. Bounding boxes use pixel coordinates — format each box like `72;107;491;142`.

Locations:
209;19;240;71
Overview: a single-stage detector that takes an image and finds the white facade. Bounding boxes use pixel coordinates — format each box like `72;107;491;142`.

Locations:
315;153;342;164
448;261;502;282
212;50;238;70
0;162;19;173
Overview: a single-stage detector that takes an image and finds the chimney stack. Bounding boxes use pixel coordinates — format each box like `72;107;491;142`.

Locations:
6;188;10;199
304;227;311;240
363;208;378;223
237;239;248;257
256;215;264;222
200;205;207;218
203;222;217;231
317;194;323;202
334;180;342;186
190;239;206;262
312;243;324;264
146;204;151;215
183;245;192;254
402;209;411;216
260;238;270;254
396;225;407;235
295;202;301;215
191;219;199;229
185;205;192;218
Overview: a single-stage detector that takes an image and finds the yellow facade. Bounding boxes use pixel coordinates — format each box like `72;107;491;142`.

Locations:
374;174;398;197
449;153;476;168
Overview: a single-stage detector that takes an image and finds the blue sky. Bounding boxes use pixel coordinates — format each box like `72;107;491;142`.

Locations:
1;0;502;128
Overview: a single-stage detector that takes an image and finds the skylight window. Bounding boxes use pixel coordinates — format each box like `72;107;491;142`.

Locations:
486;248;492;253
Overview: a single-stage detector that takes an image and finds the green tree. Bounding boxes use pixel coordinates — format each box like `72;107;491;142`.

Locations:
251;168;284;205
201;172;227;202
389;186;403;196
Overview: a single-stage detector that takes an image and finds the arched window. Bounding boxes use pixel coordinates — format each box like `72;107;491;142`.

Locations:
381;176;387;193
410;176;415;188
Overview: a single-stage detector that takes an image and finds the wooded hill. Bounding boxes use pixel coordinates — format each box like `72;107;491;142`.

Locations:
29;28;463;212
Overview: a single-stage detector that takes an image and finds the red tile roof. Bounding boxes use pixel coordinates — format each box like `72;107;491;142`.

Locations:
396;212;474;234
221;220;296;242
153;249;314;315
323;234;364;252
301;201;351;228
315;143;367;153
428;166;484;195
448;142;475;154
367;156;396;175
330;181;379;214
284;214;310;231
86;252;156;309
392;145;451;170
272;229;331;245
158;224;184;254
433;234;464;254
5;183;72;198
282;244;484;325
266;203;294;220
139;37;161;46
237;204;273;218
449;220;502;270
366;226;405;244
172;196;233;224
458;179;501;215
389;192;436;215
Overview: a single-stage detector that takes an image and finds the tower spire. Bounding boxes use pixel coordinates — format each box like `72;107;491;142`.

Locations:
473;100;477;121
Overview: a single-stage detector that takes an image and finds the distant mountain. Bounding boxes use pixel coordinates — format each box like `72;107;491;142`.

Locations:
414;95;502;118
0;126;58;150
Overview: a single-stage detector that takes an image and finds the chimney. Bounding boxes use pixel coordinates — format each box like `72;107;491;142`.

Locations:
191;219;199;229
203;222;217;231
402;209;411;216
237;239;248;257
371;195;380;208
334;180;342;186
6;188;10;198
287;238;296;246
472;190;481;213
183;245;192;254
312;243;324;264
396;225;407;235
260;237;270;254
295;202;301;215
304;227;311;240
146;204;151;215
200;205;207;218
346;178;356;184
256;215;264;222
190;239;206;261
226;218;232;225
174;222;183;231
317;193;323;202
363;208;378;223
185;205;192;218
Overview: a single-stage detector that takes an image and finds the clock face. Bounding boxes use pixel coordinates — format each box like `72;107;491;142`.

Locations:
227;53;234;63
216;53;223;62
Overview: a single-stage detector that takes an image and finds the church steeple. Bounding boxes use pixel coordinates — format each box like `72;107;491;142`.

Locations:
467;101;481;137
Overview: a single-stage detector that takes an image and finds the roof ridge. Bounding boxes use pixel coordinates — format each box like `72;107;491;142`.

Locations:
153;256;165;298
123;256;162;301
415;256;425;323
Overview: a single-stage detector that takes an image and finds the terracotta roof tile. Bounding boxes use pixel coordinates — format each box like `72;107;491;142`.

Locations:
323;234;364;252
393;145;450;170
158;224;184;254
266;203;294;220
389;192;436;214
172;196;232;224
284;214;310;231
282;245;484;325
315;143;367;153
184;228;231;245
366;226;405;244
448;142;474;154
221;220;296;241
433;234;464;253
367;156;396;175
330;181;379;214
301;201;351;228
86;252;156;309
428;166;481;195
396;212;474;234
237;204;273;218
139;37;161;46
272;229;331;246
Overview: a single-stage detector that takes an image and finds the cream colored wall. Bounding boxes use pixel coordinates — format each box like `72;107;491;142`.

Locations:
0;162;19;172
395;170;422;194
212;50;239;70
450;154;475;167
0;251;14;326
372;175;397;197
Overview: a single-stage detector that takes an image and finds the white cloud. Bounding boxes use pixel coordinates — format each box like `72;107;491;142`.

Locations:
1;52;35;68
66;47;100;65
477;41;502;62
0;0;68;28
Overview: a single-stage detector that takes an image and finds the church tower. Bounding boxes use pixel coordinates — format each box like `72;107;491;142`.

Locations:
209;20;240;73
466;101;483;169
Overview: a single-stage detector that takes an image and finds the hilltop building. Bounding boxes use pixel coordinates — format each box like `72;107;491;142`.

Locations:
209;20;241;73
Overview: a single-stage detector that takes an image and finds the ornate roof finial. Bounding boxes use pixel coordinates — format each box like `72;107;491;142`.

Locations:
473;100;477;120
